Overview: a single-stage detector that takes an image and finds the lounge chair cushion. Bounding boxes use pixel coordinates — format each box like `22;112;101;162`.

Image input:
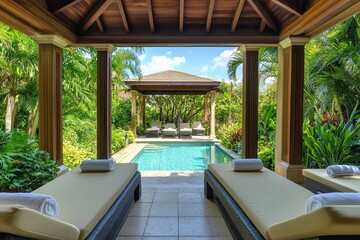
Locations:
33;163;138;239
0;204;80;240
268;205;360;240
303;169;360;192
208;163;313;239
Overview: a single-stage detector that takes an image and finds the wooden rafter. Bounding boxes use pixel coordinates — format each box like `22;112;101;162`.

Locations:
248;0;278;32
259;20;266;33
271;0;301;16
206;0;215;33
81;0;113;33
116;0;129;33
96;18;104;33
147;0;155;33
46;0;82;14
231;0;245;33
179;0;184;33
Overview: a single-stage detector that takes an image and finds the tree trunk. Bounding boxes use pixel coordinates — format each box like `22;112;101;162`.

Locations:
5;93;17;131
28;103;39;137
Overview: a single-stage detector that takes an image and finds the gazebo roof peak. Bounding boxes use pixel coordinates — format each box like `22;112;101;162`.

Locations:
127;69;219;83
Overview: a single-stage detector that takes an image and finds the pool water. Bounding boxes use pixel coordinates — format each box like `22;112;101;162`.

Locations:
131;143;232;171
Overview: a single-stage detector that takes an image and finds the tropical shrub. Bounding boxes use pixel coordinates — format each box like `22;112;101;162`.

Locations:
0;129;58;192
303;107;360;168
63;140;96;169
112;128;134;153
217;123;242;152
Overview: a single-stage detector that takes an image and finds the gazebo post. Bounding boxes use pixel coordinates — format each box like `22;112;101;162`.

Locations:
241;45;259;158
204;95;209;122
131;90;137;137
35;35;69;165
141;95;146;129
96;45;115;159
210;90;216;139
275;37;309;183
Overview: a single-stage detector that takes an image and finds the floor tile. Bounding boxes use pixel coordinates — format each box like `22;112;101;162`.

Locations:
142;188;156;193
153;192;179;203
143;237;178;240
128;202;152;217
116;237;142;240
144;217;178;236
204;202;221;216
150;203;178;216
118;216;148;236
178;188;202;192
139;192;155;203
178;192;203;203
179;203;206;216
208;217;231;236
156;188;178;192
212;237;234;240
179;217;212;236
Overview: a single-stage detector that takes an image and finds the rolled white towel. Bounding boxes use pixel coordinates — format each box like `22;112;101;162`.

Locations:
232;158;263;172
306;192;360;212
0;193;59;218
80;159;114;172
326;165;360;177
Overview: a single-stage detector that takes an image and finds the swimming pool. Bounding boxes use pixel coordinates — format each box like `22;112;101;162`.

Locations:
131;143;233;171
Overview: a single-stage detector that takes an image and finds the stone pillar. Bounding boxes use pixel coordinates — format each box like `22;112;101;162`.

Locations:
241;45;259;158
131;90;137;137
36;35;69;165
96;45;116;159
141;95;146;129
204;95;209;122
275;37;309;183
210;90;216;139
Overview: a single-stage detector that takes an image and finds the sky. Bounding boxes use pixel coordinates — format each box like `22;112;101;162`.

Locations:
139;47;241;82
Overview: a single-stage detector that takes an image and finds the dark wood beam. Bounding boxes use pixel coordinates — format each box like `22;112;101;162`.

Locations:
96;18;104;33
206;0;215;33
259;20;266;33
231;0;245;33
248;0;278;32
179;0;184;33
46;0;82;14
81;0;113;33
147;0;155;33
116;0;129;33
271;0;301;16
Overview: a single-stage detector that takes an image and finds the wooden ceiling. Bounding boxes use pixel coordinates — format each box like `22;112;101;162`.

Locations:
1;0;360;46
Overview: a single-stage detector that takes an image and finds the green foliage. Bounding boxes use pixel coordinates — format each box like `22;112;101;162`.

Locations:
303;107;360;168
216;123;242;152
112;128;134;153
62;140;96;169
0;129;58;192
112;99;132;129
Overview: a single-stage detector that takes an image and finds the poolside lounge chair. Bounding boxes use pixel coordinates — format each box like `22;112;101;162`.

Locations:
179;122;192;138
145;120;162;137
162;123;177;138
192;121;205;136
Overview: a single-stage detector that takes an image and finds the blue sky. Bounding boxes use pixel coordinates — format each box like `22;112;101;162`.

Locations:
139;47;241;81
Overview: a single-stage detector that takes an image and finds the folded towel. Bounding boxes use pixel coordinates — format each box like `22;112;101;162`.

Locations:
0;193;60;218
306;192;360;212
232;158;263;172
326;165;360;177
80;159;114;172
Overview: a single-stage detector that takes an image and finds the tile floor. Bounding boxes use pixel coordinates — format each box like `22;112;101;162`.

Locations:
117;187;234;240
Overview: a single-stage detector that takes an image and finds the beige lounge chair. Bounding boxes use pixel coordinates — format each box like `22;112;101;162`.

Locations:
179;123;192;138
145;120;162;137
192;121;205;135
162;123;177;137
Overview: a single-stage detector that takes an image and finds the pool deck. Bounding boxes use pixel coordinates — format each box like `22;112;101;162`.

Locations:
115;137;234;239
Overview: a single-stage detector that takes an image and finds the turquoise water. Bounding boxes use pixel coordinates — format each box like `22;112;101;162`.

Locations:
131;143;232;171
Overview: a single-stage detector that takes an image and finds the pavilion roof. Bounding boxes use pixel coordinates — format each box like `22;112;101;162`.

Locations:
125;70;221;95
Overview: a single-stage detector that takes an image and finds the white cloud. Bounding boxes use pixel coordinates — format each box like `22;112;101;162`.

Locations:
201;66;209;72
139;54;146;61
212;48;237;70
141;55;186;75
166;51;172;55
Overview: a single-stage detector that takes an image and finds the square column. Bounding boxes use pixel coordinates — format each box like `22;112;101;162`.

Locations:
209;91;216;138
96;45;116;159
275;37;309;183
131;90;137;137
35;35;69;165
241;45;259;158
141;95;146;129
204;95;209;122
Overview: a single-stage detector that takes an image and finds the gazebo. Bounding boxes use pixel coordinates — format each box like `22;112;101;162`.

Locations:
124;70;221;138
1;0;360;183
